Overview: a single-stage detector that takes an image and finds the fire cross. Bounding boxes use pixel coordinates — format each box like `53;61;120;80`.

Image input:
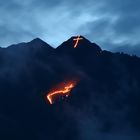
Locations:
73;35;83;48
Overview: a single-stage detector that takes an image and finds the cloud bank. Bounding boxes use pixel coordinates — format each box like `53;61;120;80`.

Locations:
0;0;140;55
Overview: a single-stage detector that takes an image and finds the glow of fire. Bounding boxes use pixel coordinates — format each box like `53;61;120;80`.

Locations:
73;35;83;48
47;82;76;104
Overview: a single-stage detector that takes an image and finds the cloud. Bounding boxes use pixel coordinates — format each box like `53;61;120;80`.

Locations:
0;0;140;56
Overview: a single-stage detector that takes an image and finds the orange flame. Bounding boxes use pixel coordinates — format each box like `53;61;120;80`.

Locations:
73;35;83;48
46;82;76;104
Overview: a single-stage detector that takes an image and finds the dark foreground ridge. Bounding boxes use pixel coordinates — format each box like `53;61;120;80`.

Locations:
0;36;140;140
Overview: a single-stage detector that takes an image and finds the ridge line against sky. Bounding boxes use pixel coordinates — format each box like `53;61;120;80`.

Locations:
0;0;140;56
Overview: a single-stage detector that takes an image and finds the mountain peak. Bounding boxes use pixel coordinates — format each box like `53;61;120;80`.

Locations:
28;38;52;48
7;38;53;50
56;35;102;53
5;38;54;56
30;37;43;43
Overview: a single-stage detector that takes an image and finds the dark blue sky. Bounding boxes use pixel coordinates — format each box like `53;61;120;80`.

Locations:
0;0;140;56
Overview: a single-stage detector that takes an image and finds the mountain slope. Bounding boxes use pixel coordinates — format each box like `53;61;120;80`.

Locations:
0;36;140;140
56;36;101;54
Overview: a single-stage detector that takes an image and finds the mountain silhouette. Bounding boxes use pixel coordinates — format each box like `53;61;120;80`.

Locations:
0;36;140;140
57;36;101;54
5;38;54;56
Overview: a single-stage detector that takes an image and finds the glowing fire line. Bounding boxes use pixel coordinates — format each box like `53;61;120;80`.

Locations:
47;83;75;104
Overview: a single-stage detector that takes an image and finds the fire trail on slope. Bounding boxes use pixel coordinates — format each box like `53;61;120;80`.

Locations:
46;81;77;104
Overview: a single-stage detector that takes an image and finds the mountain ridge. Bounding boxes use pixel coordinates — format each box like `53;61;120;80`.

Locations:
1;36;139;59
0;35;140;140
0;36;139;58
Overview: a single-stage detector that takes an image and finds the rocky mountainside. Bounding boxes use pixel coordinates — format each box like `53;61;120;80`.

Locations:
0;36;140;140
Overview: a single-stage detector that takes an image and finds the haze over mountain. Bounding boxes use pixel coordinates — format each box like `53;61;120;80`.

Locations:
0;36;140;140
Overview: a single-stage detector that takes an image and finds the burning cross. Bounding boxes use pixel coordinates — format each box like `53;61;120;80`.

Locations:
73;35;83;48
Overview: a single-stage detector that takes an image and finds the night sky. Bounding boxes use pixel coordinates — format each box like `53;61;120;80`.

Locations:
0;0;140;56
